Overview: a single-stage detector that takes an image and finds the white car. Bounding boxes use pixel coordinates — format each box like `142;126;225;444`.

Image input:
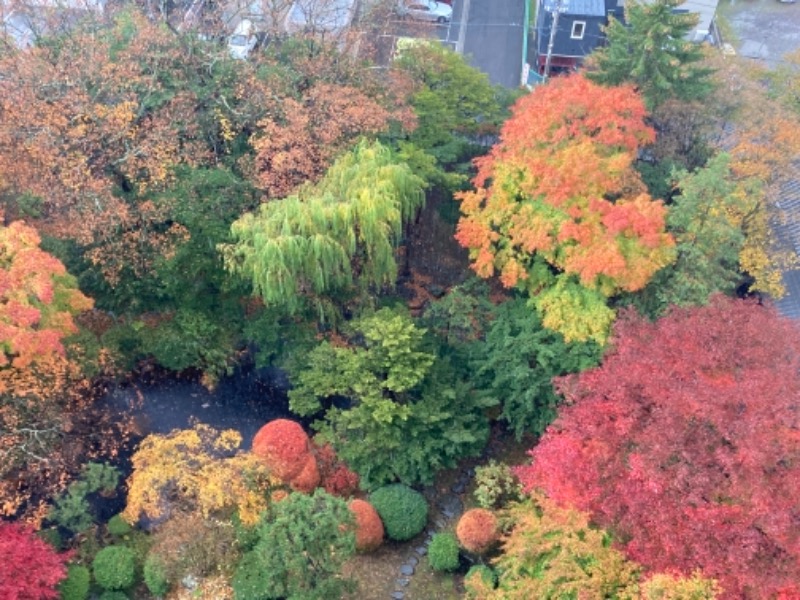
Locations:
228;20;258;60
397;0;452;23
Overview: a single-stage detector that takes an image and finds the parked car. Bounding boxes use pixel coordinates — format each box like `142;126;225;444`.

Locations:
227;19;258;59
396;0;452;23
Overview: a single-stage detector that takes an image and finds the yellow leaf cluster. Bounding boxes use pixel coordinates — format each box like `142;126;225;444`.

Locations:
123;424;279;527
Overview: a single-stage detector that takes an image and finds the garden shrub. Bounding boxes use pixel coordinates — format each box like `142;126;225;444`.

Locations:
252;419;311;482
232;552;273;600
289;454;320;493
369;484;428;541
465;565;497;598
472;460;522;509
58;565;91;600
148;513;239;584
92;545;136;591
314;443;359;497
456;508;499;554
106;514;132;537
143;553;170;597
428;533;460;572
98;592;129;600
348;499;384;552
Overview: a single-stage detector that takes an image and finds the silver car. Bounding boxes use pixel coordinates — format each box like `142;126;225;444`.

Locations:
397;0;453;23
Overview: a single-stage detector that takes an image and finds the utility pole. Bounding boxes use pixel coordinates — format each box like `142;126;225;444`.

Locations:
542;0;568;82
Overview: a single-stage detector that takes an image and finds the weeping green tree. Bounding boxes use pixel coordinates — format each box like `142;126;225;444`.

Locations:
220;141;425;321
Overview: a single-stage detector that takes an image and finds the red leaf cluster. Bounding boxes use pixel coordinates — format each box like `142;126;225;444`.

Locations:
0;523;70;599
456;508;499;554
349;499;384;552
252;419;312;482
289;454;321;494
516;297;800;598
314;443;359;497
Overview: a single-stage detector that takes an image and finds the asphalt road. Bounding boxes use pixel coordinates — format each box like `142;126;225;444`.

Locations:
717;0;800;67
460;0;525;88
372;0;525;88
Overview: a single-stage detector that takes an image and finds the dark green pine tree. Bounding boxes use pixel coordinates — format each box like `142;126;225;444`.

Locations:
586;0;714;109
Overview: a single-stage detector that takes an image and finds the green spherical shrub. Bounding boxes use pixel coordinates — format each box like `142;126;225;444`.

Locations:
143;553;170;597
98;592;129;600
59;565;91;600
428;533;460;572
106;514;133;537
369;484;428;542
92;545;136;590
466;564;497;588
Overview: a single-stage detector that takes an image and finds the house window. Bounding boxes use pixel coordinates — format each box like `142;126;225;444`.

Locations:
571;21;586;39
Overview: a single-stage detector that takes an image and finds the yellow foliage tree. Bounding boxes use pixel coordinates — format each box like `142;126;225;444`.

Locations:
641;571;721;599
123;424;278;527
487;495;641;599
707;55;800;296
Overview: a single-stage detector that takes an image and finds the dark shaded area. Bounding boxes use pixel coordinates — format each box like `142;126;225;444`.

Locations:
103;366;295;449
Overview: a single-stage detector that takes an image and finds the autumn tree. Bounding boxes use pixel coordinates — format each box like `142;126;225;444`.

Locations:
289;309;492;488
123;424;278;527
222;142;425;322
0;522;70;599
0;220;97;519
488;496;641;599
704;55;800;297
456;74;674;344
585;0;714;110
516;297;800;598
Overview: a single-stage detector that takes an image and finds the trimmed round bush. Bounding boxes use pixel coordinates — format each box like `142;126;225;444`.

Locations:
465;565;497;597
106;514;133;537
252;419;311;481
369;484;428;541
428;532;460;572
349;499;384;552
59;565;91;600
98;592;129;600
456;508;499;554
143;553;170;597
92;545;136;591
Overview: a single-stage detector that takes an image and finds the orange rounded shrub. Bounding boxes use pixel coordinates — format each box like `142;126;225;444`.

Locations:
289;454;321;493
349;499;384;552
456;508;499;554
252;419;311;481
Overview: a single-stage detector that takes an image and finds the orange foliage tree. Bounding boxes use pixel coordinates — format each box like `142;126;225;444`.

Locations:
456;74;674;343
0;220;98;520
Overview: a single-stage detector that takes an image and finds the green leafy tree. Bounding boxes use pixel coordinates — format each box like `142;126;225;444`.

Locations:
289;309;492;488
586;0;714;109
472;299;602;439
232;490;355;600
393;43;513;172
48;463;121;534
626;154;747;317
222;142;425;322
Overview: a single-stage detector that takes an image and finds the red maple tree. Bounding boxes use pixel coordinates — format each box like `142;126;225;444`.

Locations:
0;523;70;599
515;296;800;598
